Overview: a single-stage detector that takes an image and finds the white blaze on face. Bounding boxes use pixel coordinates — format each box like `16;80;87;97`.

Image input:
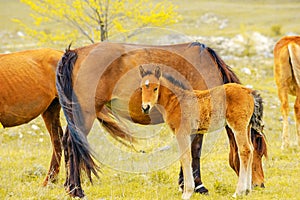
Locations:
145;79;149;87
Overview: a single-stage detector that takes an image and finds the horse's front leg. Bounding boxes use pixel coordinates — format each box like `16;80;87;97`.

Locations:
178;134;208;194
176;133;194;200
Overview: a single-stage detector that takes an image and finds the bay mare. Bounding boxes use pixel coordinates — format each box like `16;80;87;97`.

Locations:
138;65;265;199
56;41;267;198
274;35;300;149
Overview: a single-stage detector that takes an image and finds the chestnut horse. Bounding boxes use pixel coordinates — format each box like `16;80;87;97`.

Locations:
0;48;64;185
274;35;300;149
138;65;265;199
56;41;267;198
0;48;134;187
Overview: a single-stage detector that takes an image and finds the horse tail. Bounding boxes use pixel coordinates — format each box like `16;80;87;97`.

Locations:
288;42;300;87
250;90;268;158
56;45;99;182
205;46;241;84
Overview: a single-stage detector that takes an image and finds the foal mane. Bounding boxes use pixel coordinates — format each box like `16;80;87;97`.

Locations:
144;68;189;90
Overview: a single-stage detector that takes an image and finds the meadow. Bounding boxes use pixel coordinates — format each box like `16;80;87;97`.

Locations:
1;0;300;199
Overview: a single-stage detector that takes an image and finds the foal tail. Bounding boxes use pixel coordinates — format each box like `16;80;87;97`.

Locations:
250;91;268;158
56;46;99;182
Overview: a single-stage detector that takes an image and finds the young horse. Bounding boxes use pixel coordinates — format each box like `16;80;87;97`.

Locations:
274;35;300;149
56;41;267;198
139;65;265;199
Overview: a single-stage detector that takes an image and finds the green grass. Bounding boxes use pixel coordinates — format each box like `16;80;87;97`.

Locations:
1;0;300;199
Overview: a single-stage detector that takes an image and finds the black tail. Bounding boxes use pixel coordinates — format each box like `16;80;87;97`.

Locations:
251;91;268;158
56;45;99;182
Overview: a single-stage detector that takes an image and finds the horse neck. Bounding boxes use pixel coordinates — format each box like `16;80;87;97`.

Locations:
157;78;192;115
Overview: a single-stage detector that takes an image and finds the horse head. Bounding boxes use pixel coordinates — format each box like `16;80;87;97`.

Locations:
139;65;162;114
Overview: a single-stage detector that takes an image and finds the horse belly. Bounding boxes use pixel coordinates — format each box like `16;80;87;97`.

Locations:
0;89;54;127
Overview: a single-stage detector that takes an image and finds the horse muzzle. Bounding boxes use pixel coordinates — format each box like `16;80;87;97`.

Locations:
142;104;151;114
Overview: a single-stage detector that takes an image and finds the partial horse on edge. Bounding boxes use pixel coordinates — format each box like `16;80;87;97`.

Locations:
138;65;266;199
56;41;267;198
274;35;300;149
0;48;133;187
0;48;64;185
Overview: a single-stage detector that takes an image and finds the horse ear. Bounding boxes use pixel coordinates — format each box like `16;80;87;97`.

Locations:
155;66;162;79
139;65;146;78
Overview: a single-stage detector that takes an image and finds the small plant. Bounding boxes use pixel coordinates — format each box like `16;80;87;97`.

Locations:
271;24;282;36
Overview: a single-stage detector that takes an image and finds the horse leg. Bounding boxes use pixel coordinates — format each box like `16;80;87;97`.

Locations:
294;91;300;146
232;127;253;197
278;85;290;149
41;98;63;186
225;126;240;175
176;133;194;200
178;134;208;194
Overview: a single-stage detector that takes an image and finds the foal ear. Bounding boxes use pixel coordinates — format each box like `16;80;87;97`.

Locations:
155;66;162;79
139;65;146;78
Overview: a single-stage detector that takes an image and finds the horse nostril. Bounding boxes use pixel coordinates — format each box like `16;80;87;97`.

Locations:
142;104;150;114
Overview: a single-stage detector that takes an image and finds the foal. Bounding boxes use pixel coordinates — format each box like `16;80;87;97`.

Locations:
139;65;264;199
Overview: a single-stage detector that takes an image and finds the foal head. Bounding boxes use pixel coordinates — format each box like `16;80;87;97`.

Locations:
139;65;162;114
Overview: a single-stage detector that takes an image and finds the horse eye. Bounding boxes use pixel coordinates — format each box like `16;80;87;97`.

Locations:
154;87;158;92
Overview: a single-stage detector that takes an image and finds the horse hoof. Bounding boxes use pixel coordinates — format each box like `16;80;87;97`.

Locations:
182;192;193;200
65;185;85;199
194;184;209;195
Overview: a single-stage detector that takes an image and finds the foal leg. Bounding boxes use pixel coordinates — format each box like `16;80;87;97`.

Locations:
41;98;63;186
232;128;253;197
278;86;290;149
178;134;208;194
176;134;194;200
294;91;300;146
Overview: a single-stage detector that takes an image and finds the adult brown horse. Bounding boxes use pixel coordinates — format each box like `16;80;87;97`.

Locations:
0;48;64;185
0;48;131;187
274;35;300;149
56;41;267;198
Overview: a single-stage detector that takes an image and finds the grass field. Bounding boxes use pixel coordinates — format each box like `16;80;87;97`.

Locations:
1;0;300;199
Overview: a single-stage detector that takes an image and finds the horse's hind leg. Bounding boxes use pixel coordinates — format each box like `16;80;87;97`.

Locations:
41;98;63;186
294;91;300;146
229;126;253;197
278;85;290;149
225;126;240;175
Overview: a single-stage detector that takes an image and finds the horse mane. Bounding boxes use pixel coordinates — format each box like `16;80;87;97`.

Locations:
163;73;190;90
144;68;189;90
189;41;241;84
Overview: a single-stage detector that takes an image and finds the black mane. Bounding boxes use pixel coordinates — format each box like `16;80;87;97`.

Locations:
145;69;189;90
163;73;189;90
